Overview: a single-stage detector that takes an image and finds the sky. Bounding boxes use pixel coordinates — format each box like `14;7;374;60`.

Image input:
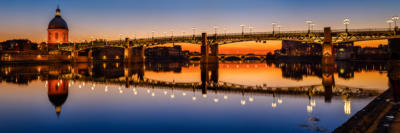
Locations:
0;0;399;43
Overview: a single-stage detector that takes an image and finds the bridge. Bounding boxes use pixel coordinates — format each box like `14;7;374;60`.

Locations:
78;28;400;47
52;27;400;65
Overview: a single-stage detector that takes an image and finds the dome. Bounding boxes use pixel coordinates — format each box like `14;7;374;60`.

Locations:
48;7;68;30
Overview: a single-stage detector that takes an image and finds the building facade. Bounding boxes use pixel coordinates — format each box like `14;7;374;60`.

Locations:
47;6;69;50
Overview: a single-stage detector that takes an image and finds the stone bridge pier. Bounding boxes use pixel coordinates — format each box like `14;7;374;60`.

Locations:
320;27;335;103
200;63;219;94
201;33;218;64
71;43;93;63
124;38;145;63
389;38;400;102
322;27;334;65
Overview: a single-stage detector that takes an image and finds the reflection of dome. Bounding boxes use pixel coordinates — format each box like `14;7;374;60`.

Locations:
48;8;68;30
47;80;69;117
48;93;68;116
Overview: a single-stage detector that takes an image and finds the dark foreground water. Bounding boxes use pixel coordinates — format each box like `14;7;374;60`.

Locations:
0;61;388;133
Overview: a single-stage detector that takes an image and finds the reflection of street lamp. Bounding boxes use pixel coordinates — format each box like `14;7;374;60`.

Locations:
272;93;277;108
306;20;313;33
344;98;351;115
387;19;394;31
240;24;246;36
277;97;283;104
344;18;350;32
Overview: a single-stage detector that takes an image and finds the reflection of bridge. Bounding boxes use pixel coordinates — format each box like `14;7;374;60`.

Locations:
51;62;383;104
0;61;391;100
189;54;266;61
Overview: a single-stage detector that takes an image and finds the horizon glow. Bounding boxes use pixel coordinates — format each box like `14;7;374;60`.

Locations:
0;0;399;43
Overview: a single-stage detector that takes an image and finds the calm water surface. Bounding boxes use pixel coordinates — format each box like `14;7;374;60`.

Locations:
0;61;388;133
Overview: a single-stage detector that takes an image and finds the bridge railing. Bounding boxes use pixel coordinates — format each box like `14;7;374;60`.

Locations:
332;28;392;33
71;28;396;45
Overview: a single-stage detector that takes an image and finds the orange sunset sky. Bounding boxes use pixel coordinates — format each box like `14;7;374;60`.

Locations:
151;40;387;55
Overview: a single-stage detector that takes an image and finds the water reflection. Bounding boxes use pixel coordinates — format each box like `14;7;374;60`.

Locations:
0;61;391;132
0;61;386;110
47;79;68;117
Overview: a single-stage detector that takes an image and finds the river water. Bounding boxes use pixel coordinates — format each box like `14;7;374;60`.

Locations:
0;61;388;133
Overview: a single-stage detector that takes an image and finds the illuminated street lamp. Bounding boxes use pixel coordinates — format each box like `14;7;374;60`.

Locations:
392;16;399;28
387;19;394;31
306;20;313;33
249;26;255;35
151;31;155;40
277;25;281;34
272;22;277;35
310;23;315;32
119;34;123;44
163;32;167;38
240;24;246;36
223;28;227;36
213;26;218;36
344;18;350;33
191;27;196;38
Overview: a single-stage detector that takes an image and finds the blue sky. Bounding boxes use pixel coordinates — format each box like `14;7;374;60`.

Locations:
0;0;399;42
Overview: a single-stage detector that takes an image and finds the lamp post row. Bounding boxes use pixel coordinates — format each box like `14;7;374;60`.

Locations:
111;16;399;42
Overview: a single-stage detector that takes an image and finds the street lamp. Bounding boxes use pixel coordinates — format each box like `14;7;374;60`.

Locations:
192;27;196;38
344;18;350;32
310;23;315;32
387;19;394;31
163;32;167;38
223;28;227;36
249;26;255;35
240;24;246;36
151;31;155;40
119;34;122;44
272;22;277;34
306;20;313;33
134;33;136;40
392;16;399;28
277;25;281;34
213;26;218;36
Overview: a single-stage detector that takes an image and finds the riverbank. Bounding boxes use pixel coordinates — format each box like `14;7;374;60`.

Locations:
333;88;400;133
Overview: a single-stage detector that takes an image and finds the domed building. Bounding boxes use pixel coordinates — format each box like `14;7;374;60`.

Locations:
47;6;69;50
47;79;69;117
